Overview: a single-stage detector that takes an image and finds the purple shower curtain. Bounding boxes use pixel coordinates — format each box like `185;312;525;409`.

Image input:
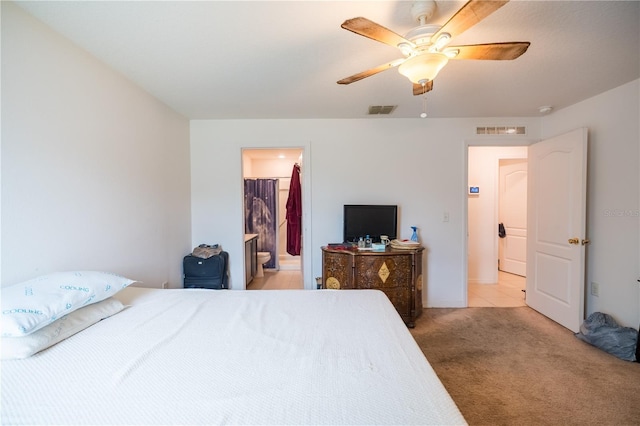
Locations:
244;178;277;268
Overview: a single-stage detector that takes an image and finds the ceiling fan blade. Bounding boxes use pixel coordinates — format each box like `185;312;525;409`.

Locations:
412;80;434;96
446;42;530;60
341;17;414;49
432;0;509;42
337;58;406;85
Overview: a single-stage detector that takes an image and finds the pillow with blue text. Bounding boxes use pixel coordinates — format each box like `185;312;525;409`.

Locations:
1;271;135;337
1;297;125;359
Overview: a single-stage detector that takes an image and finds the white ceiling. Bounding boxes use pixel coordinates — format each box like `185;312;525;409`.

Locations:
16;0;640;119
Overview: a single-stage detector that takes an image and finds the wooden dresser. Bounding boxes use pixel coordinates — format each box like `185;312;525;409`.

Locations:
321;246;423;327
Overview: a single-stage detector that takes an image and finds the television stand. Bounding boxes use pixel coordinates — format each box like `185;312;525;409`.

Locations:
321;246;423;327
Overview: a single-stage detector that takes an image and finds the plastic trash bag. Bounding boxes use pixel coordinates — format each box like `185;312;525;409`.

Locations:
575;312;638;361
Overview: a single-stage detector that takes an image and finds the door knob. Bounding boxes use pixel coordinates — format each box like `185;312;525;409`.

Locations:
581;239;591;245
568;238;579;245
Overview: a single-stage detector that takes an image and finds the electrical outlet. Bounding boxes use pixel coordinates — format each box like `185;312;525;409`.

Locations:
161;281;168;289
443;211;450;222
590;281;599;297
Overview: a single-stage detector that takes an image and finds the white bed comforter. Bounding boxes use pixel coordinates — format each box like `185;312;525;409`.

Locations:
1;287;465;425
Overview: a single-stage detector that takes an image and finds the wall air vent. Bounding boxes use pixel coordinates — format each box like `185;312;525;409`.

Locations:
368;105;397;115
476;126;526;135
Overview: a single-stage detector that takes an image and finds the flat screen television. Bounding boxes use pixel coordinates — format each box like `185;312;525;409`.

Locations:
343;204;398;243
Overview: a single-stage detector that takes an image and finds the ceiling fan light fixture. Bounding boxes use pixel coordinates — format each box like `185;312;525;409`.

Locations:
443;49;460;59
433;33;451;51
398;53;449;84
398;42;413;56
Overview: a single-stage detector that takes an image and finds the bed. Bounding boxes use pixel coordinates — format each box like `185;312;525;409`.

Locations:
2;278;465;425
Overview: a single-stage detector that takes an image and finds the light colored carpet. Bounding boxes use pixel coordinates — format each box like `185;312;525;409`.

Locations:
410;307;640;426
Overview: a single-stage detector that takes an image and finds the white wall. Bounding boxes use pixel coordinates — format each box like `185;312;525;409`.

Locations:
1;2;192;288
190;118;540;306
468;146;528;284
541;79;640;328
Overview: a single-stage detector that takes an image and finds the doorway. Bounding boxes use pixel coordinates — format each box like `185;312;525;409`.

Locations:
467;145;528;307
466;129;588;332
242;148;303;290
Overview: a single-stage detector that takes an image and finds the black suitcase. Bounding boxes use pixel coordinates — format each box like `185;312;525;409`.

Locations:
183;252;229;289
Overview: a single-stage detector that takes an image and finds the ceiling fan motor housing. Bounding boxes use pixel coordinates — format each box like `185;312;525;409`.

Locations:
404;24;440;47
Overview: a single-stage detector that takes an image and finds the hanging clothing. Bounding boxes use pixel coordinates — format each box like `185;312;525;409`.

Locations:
286;164;302;256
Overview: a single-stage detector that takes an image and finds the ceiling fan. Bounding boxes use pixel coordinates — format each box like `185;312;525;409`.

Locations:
337;0;530;96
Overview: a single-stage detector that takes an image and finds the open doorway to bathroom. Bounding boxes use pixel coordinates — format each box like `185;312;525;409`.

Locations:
242;148;303;290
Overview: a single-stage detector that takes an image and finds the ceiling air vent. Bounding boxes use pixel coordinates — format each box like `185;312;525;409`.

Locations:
368;105;397;115
476;126;526;135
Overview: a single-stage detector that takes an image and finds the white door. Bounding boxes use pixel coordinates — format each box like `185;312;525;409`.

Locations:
526;128;588;332
498;159;527;276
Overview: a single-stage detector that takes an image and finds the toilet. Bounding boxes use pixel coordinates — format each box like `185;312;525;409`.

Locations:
255;252;271;278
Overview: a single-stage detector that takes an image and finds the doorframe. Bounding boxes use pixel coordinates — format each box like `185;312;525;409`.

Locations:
239;143;313;290
463;139;537;306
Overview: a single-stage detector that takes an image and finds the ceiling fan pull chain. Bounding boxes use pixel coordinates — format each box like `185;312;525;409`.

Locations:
420;83;428;118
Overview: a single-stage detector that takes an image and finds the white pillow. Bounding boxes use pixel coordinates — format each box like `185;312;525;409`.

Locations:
1;271;135;337
1;297;125;360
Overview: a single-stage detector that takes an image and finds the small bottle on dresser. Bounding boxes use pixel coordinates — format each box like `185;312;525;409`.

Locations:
364;235;372;248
